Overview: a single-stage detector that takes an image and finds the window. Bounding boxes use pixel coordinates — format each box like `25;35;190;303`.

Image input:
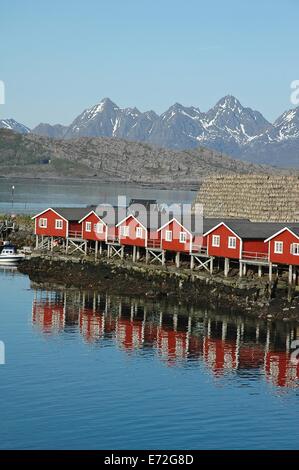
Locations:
274;241;283;254
136;227;143;239
165;230;172;242
120;226;129;237
85;222;92;232
179;232;187;243
212;235;220;247
96;222;104;234
39;218;47;228
291;243;299;255
55;219;63;230
228;236;237;249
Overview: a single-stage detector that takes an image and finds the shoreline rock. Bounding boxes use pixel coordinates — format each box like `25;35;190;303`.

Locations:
18;253;299;321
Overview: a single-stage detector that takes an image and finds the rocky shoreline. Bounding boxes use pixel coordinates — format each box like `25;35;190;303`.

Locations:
18;253;299;321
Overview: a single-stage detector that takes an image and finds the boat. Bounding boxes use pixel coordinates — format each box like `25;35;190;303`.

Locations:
0;243;25;265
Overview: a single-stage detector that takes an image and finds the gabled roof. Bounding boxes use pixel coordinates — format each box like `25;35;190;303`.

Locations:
78;210;107;225
264;226;299;243
202;218;298;240
116;214;147;231
32;206;95;222
203;221;242;240
157;217;192;236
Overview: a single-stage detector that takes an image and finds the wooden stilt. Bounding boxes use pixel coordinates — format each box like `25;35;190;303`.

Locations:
175;252;180;268
239;261;243;278
190;255;194;270
269;262;273;282
289;265;293;285
224;258;230;277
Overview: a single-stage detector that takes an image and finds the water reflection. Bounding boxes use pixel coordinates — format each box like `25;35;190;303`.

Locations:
32;291;299;389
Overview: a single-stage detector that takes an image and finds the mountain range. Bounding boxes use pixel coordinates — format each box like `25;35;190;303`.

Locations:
1;96;299;167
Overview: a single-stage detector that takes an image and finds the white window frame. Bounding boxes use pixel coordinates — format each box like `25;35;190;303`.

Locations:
39;218;47;228
165;230;172;242
212;235;220;247
228;236;237;249
55;219;63;230
85;221;92;232
120;225;129;237
179;231;187;243
136;227;143;239
274;241;283;254
291;243;299;256
95;222;104;234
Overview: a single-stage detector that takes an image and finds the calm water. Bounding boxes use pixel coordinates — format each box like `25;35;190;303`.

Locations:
0;178;195;214
0;269;299;449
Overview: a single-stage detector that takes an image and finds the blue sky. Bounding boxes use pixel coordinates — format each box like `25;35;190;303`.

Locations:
1;0;298;128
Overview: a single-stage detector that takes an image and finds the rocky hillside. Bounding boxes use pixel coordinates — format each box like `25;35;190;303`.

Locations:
0;129;284;188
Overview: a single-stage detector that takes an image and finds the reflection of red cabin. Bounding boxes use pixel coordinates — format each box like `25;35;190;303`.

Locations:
157;327;188;363
238;344;265;369
204;222;241;260
79;210;107;242
32;300;65;333
265;351;299;388
203;337;237;374
265;227;299;266
79;309;105;342
116;318;144;350
157;218;192;253
117;215;147;247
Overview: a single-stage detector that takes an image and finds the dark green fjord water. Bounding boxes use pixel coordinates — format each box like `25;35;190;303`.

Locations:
1;268;299;450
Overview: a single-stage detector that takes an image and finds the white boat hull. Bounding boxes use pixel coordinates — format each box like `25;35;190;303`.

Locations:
0;255;24;265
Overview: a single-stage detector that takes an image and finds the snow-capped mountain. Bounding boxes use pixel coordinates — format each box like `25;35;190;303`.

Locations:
5;96;299;167
0;118;30;134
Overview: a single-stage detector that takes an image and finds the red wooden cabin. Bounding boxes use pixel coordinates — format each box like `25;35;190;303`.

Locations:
33;208;68;238
32;207;93;239
204;222;242;260
116;214;147;247
265;227;299;266
79;210;107;242
157;218;192;253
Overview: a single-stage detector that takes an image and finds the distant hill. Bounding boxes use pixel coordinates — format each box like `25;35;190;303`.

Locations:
0;129;285;188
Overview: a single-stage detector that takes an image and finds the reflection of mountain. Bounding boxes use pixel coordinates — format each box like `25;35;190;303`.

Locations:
31;291;299;389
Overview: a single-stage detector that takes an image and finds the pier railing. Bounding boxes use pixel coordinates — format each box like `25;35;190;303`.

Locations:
191;245;208;255
68;230;83;239
242;251;268;261
147;239;162;249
